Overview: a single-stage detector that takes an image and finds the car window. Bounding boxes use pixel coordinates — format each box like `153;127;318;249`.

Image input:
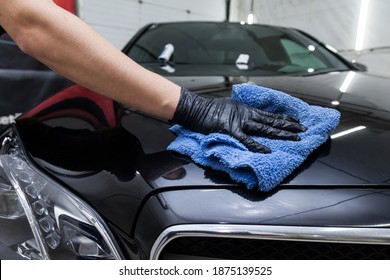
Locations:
281;39;327;69
126;22;349;76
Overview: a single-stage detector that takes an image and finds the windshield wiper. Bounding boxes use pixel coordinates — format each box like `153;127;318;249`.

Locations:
289;68;350;76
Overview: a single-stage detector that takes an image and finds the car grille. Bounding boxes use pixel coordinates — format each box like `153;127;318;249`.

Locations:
160;237;390;260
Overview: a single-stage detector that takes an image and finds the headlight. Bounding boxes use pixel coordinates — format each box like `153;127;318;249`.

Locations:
0;131;123;260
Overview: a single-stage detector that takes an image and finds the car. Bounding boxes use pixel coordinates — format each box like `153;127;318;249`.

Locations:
1;21;390;260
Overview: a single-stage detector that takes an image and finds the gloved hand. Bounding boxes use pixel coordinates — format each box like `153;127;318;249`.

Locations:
171;88;307;153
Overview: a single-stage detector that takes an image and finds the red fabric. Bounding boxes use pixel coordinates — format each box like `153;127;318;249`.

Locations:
54;0;76;14
22;85;120;128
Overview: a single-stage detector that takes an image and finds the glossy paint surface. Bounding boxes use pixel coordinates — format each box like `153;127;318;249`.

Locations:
16;71;390;240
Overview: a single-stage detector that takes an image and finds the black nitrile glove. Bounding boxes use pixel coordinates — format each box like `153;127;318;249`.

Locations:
171;88;307;153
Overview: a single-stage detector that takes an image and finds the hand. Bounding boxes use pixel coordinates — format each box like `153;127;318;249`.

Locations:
171;88;306;153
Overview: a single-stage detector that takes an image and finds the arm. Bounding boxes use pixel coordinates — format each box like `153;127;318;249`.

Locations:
0;0;306;153
0;0;180;120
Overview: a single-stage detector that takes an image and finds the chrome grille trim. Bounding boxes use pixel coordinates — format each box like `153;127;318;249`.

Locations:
150;224;390;260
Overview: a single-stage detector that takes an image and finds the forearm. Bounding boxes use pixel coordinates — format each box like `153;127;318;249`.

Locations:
0;0;180;120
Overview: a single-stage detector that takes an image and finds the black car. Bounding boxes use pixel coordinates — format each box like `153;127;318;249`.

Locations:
1;21;390;260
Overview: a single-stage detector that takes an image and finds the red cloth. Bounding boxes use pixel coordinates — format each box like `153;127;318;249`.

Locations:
54;0;76;14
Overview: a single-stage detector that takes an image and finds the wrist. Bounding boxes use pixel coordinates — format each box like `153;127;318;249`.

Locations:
171;88;201;126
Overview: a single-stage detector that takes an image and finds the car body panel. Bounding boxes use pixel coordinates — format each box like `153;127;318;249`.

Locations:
134;187;390;257
15;69;390;242
3;21;390;259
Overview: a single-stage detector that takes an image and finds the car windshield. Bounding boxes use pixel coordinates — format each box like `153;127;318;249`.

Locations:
126;22;349;76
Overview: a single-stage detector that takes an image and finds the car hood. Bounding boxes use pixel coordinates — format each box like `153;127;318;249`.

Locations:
133;70;390;188
14;71;390;234
18;70;390;189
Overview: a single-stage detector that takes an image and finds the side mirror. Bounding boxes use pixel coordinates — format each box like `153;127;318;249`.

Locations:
351;61;368;72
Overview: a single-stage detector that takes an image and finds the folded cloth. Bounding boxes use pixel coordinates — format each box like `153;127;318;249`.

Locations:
168;83;340;192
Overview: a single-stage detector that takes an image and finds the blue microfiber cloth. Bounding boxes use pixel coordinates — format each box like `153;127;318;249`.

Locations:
168;83;340;192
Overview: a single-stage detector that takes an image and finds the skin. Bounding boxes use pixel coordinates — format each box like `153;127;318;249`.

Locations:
0;0;181;120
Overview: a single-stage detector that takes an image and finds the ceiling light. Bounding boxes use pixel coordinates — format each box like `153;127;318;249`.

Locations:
247;13;254;25
247;0;255;25
355;0;370;51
